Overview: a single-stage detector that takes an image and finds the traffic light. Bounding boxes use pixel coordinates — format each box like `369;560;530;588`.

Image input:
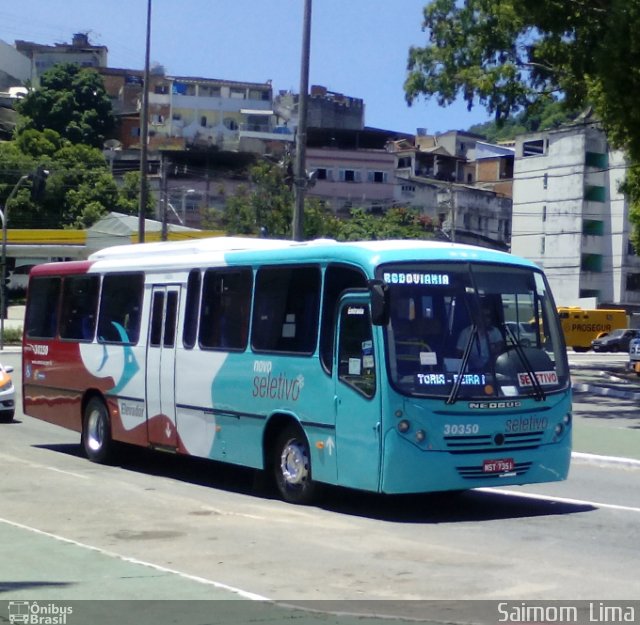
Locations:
29;165;49;201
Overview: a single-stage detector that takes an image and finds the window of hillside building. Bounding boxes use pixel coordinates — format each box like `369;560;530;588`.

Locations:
397;156;412;168
59;275;100;341
200;268;252;351
367;171;387;183
585;151;608;169
542;205;547;221
626;273;640;291
585;185;606;202
583;220;604;236
340;169;360;182
25;277;61;339
230;89;245;99
522;139;546;157
97;273;144;344
580;254;603;273
252;266;321;354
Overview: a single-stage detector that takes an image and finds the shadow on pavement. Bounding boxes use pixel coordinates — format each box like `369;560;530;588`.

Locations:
35;442;594;525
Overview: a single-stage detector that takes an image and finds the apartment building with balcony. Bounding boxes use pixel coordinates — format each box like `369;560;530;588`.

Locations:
390;134;513;250
511;122;640;308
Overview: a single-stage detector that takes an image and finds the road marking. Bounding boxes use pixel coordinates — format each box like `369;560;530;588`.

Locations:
0;452;89;479
0;516;270;601
478;487;640;513
572;451;640;468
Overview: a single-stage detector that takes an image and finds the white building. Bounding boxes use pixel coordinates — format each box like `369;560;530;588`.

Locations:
511;122;640;308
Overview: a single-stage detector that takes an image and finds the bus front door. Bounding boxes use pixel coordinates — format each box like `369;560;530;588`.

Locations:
334;298;381;492
146;285;180;448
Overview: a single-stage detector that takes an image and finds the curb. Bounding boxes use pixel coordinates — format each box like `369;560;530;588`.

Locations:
572;451;640;468
572;382;640;401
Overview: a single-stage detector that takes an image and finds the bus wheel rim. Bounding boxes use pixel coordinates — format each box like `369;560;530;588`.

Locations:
280;440;309;486
87;409;105;452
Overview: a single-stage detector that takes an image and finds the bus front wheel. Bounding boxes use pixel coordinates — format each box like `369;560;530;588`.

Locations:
273;425;317;505
82;397;113;464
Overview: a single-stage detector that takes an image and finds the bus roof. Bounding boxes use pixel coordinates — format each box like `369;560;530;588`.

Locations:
84;236;536;274
30;237;536;274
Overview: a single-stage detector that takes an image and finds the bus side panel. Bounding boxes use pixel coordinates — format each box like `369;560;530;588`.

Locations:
23;340;113;433
79;341;149;448
173;348;339;485
24;338;151;448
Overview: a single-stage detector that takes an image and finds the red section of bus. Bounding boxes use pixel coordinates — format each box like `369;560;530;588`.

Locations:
29;260;94;277
23;340;115;433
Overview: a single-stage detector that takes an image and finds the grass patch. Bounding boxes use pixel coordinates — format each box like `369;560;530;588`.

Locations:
1;327;22;345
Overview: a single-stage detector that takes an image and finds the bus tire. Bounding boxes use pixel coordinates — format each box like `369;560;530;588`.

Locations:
273;424;317;505
82;397;113;464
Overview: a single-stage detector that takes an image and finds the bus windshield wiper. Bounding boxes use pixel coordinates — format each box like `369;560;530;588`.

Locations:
445;324;477;405
503;324;546;402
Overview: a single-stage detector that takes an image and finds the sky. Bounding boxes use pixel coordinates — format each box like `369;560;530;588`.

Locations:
0;1;493;135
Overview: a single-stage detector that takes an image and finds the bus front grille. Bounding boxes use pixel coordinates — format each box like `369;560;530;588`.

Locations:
444;431;545;453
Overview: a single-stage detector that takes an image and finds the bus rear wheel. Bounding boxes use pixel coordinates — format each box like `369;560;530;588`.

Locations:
273;425;317;505
82;397;113;464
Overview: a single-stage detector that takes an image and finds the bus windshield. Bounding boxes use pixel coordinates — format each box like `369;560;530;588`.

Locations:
379;262;569;401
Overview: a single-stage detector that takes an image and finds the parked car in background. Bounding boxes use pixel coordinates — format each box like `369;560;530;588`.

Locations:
591;328;640;352
0;362;15;423
505;321;538;347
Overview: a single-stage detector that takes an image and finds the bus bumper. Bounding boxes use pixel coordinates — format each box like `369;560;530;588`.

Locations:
380;430;572;494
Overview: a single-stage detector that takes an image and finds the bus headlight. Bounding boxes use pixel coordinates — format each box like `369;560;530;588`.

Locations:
415;429;426;443
397;420;410;433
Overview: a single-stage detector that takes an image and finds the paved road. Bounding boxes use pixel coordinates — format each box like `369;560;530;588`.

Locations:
0;350;639;624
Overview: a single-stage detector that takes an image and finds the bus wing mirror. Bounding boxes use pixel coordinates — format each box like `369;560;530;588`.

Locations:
368;279;390;326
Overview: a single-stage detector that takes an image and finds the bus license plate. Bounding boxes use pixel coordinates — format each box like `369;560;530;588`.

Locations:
483;458;514;473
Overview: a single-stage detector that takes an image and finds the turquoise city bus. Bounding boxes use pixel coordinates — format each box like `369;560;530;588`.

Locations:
22;237;572;504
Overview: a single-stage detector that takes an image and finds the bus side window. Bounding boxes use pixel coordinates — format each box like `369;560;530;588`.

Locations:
59;275;99;341
319;264;368;374
199;268;252;351
97;273;144;344
252;266;320;354
183;269;201;349
25;277;61;338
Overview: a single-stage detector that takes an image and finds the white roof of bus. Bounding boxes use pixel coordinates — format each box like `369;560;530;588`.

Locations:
87;236;525;273
88;236;299;261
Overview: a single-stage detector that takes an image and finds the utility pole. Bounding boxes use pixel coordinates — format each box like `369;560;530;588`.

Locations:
292;0;312;242
138;0;152;244
448;181;456;242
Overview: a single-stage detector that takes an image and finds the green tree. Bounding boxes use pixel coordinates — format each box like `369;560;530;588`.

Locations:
469;100;578;143
16;63;115;148
115;171;154;218
336;207;435;241
405;0;640;243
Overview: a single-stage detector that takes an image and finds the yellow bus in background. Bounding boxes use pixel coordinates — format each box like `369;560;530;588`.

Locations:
557;307;628;352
